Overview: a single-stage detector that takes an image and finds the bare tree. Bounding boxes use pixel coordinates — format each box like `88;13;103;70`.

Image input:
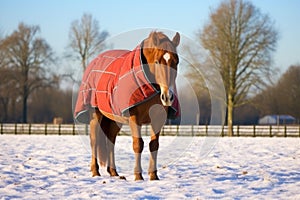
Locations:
181;41;228;126
276;65;300;120
68;13;108;70
0;32;4;67
256;65;300;121
1;33;17;122
0;68;18;122
199;0;278;135
1;23;57;123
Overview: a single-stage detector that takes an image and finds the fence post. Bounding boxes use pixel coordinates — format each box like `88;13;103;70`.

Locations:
15;123;17;135
191;125;194;137
176;125;179;136
73;124;75;135
205;125;208;136
237;125;240;137
85;124;88;135
29;124;31;135
253;125;256;137
269;125;272;137
45;124;47;135
58;124;61;135
284;126;287;137
0;123;3;134
221;126;224;137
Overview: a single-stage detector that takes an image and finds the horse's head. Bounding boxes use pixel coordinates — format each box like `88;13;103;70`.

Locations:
143;31;180;106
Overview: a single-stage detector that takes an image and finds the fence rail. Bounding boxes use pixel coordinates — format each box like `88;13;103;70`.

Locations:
1;123;300;137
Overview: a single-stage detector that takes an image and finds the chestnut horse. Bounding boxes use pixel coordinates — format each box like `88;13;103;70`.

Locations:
76;31;180;180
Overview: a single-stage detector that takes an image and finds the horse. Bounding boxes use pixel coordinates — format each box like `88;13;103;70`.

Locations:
74;31;180;181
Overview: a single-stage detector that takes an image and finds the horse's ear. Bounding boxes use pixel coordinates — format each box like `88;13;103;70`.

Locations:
151;32;160;47
172;32;180;47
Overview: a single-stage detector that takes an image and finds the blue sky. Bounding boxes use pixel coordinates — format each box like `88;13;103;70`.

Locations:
1;0;300;74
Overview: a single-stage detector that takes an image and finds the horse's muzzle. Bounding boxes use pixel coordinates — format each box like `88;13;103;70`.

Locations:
160;90;174;106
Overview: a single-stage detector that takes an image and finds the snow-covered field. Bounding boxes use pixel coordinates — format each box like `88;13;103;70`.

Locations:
0;135;299;199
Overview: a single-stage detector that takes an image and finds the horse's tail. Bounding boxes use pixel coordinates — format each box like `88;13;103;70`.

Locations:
97;130;108;167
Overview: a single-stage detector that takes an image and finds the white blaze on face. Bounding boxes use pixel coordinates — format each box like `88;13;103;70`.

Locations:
163;52;170;64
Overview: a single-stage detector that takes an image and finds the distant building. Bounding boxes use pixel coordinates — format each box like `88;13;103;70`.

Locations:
258;115;296;125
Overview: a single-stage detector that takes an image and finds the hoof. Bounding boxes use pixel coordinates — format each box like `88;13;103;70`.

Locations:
91;170;100;177
107;167;119;177
91;163;100;177
149;171;159;181
119;176;127;180
134;173;144;181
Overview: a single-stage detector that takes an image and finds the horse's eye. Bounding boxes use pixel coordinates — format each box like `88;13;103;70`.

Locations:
155;60;159;65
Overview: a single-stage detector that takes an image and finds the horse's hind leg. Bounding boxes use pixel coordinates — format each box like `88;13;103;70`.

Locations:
101;118;121;177
89;108;103;177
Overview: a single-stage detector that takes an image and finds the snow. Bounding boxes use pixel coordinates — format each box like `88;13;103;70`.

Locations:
0;135;299;199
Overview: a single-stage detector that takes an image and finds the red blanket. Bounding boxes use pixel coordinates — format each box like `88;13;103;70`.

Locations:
74;45;179;124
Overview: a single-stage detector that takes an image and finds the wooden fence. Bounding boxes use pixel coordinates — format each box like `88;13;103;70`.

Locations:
1;123;300;137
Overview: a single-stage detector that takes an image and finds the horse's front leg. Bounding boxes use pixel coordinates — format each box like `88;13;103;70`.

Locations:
129;115;144;181
148;104;168;180
148;130;160;180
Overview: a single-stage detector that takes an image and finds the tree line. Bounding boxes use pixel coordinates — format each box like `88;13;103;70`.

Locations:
0;0;299;128
0;14;108;123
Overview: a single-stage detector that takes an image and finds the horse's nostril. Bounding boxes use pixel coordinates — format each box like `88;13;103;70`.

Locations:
170;93;174;102
161;93;166;102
